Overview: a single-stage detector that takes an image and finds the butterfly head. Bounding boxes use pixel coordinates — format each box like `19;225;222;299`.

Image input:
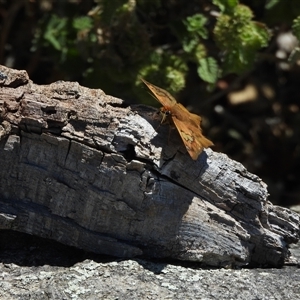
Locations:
159;107;172;124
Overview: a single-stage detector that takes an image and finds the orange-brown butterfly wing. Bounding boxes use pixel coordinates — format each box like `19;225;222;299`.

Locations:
171;104;214;160
141;78;213;160
141;78;176;108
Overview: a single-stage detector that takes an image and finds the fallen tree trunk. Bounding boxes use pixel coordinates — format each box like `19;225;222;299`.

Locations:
0;64;299;267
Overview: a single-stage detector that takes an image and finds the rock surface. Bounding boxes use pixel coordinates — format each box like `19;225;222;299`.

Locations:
0;231;299;300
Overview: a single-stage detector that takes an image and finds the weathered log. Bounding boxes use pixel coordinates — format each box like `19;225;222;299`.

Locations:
0;64;299;267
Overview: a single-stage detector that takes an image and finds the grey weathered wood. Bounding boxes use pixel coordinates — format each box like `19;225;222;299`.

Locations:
0;64;299;267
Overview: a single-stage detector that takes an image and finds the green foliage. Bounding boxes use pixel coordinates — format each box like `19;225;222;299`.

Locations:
73;16;93;31
42;15;69;52
212;0;238;13
265;0;281;10
183;14;208;39
197;57;219;84
137;52;188;104
27;0;300;103
214;4;270;74
292;16;300;41
33;13;94;64
172;13;220;85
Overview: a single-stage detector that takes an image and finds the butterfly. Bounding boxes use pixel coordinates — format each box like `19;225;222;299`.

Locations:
141;78;213;160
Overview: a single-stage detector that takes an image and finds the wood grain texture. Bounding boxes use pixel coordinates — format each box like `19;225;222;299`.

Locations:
0;64;299;267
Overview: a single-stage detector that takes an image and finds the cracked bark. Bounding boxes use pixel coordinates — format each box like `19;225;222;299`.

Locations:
0;64;299;267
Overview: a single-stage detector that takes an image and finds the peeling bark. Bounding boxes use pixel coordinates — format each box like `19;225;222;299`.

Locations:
0;64;299;267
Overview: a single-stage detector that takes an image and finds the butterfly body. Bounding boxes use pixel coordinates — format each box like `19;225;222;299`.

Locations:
142;78;213;160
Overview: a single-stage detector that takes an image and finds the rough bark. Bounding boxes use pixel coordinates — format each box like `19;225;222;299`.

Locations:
0;64;299;267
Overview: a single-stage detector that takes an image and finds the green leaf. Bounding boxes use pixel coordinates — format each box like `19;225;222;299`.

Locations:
265;0;281;10
43;15;68;51
194;44;207;61
182;37;199;53
288;47;300;64
183;14;208;39
73;16;93;31
197;57;219;83
292;16;300;41
212;0;238;13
